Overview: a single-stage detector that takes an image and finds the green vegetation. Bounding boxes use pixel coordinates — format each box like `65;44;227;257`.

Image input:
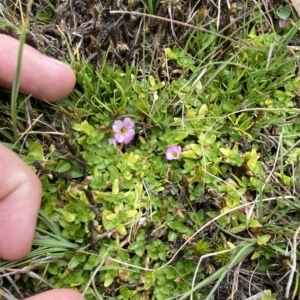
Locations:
1;1;300;299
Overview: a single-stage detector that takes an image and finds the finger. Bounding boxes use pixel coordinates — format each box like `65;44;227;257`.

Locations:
26;289;85;300
0;34;76;102
0;144;41;260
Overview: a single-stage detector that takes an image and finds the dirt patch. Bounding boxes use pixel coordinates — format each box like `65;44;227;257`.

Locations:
2;0;255;68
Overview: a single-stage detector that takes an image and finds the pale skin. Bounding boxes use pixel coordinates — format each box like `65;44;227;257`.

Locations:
0;34;84;300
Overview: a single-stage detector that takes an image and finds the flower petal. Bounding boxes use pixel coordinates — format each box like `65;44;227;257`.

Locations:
123;129;135;144
166;145;182;160
123;117;134;129
114;132;124;143
166;151;174;160
279;19;287;28
174;145;182;153
112;120;124;133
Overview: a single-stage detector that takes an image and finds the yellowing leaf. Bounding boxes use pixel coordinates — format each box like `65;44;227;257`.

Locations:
112;179;119;194
116;224;127;235
72;123;83;132
245;149;259;171
165;47;175;59
230;225;246;234
27;140;44;162
124;210;137;218
225;178;239;189
127;152;139;165
220;148;231;157
227;242;236;249
251;250;261;260
59;210;75;222
194;80;202;91
249;219;261;228
198;133;216;145
198;104;207;117
186;109;195;118
94;191;111;202
102;210;113;230
288;148;300;163
274;172;291;186
174;132;189;142
124;171;132;180
257;234;271;246
190;144;203;156
135;182;143;198
149;75;156;87
81;120;95;136
181;149;198;159
104;276;114;287
106;213;118;221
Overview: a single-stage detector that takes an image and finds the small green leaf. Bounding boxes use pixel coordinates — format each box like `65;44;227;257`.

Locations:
149;75;156;87
27;140;44;162
190;144;203;156
84;255;102;270
181;149;198;159
194;80;202;91
230;225;246;234
288;148;300;163
257;235;271;246
104;275;114;287
249;219;261;228
56;160;72;173
102;210;114;230
276;5;291;19
220;147;231;157
174;132;189;142
116;224;127;235
58;210;75;222
106;213;118;221
81;120;95;136
127;152;139;165
69;167;84;178
198;104;207;117
36;7;53;23
124;210;137;218
68;256;80;269
198;133;216;145
112;179;119;194
165;47;176;59
251;250;261;260
261;290;277;300
72;123;83;132
245;149;258;171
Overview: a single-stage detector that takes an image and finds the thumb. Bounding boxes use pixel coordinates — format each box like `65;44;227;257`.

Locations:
26;289;85;300
0;143;41;260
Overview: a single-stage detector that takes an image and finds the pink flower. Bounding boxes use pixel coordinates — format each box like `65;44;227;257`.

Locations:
166;145;181;160
279;19;287;28
112;117;135;144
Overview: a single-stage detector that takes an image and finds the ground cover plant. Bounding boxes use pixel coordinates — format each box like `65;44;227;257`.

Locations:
1;0;300;299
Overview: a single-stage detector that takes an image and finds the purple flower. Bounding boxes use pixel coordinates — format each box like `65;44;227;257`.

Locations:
279;19;287;28
166;145;182;160
112;117;135;144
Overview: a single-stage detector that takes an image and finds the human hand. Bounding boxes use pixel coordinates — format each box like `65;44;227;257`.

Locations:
0;34;83;300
